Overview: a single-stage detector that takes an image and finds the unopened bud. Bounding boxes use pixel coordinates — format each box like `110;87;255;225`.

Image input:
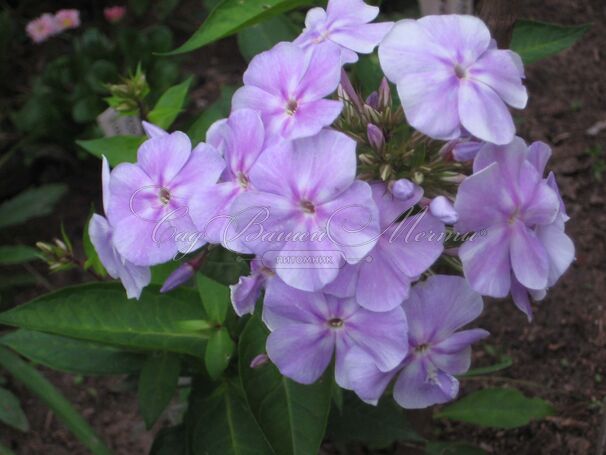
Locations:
379;164;392;181
429;196;459;224
367;124;385;151
390;178;417;200
250;353;269;369
378;78;391;109
365;91;379;109
54;239;68;251
160;263;195;293
452;140;483;162
36;241;53;254
358;154;376;166
339;69;363;110
441;172;466;184
362;104;381;124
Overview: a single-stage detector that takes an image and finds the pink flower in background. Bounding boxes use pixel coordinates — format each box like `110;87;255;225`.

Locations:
104;6;127;23
25;13;59;43
55;9;80;31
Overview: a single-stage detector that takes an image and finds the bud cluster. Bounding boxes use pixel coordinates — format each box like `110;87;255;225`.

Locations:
36;237;75;273
105;64;150;115
336;71;465;198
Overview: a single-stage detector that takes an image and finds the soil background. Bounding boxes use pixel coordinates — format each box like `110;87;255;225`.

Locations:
1;0;605;453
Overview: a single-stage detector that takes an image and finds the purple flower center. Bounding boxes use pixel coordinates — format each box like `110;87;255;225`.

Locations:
285;99;299;116
159;187;171;205
313;30;331;44
414;343;430;355
261;266;275;278
237;172;250;189
454;64;467;79
328;318;344;328
300;199;316;214
508;209;520;224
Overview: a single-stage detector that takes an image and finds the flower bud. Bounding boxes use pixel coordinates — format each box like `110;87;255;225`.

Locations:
378;78;391;109
250;353;270;369
367;124;385;151
54;239;68;251
36;241;53;254
452;140;483;162
358;153;376;166
379;163;392;181
413;171;424;184
362;104;381;124
440;172;466;184
390;178;416;200
429;196;459;224
365;91;379;109
160;263;195;293
105;65;150;115
339;69;363;110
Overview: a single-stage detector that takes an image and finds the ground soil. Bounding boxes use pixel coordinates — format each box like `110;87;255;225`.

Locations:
1;0;605;453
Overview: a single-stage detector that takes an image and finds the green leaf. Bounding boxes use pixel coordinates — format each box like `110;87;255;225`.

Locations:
353;53;383;96
204;328;234;379
86;60;118;94
462;356;512;377
239;316;332;455
150;425;187;455
0;386;29;432
188;378;274;454
511;20;589;64
0;245;39;265
425;441;487;455
0;283;209;357
148;77;193;129
200;244;249;287
76;135;145;167
436;388;554;429
327;392;423;449
0;274;37;291
0;347;111;455
72;96;104;123
147;25;174;53
203;0;222;9
197;274;230;323
168;0;313;55
1;329;145;375
138;353;181;428
237;15;298;61
0;184;67;230
188;86;236;146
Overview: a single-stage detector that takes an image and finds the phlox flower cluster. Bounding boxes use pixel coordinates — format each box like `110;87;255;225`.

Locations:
26;9;80;43
90;1;574;409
